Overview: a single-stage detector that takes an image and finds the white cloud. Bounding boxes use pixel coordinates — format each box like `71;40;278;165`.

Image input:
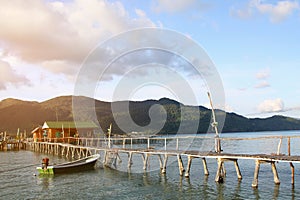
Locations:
230;2;254;19
231;0;299;23
254;68;270;88
254;0;299;23
257;98;284;113
256;68;270;79
0;0;156;76
0;60;30;90
152;0;211;13
255;80;270;88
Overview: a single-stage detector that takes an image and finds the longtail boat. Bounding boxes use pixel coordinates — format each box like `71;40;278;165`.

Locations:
36;154;100;175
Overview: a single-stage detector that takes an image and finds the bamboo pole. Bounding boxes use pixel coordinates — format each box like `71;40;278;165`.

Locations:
277;137;282;155
271;162;280;185
185;155;193;177
177;154;185;176
157;155;163;171
207;92;221;153
202;158;209;176
288;137;295;186
215;158;224;183
234;160;242;180
252;160;260;188
161;154;168;174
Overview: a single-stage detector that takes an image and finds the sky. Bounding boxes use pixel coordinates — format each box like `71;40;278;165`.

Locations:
0;0;300;119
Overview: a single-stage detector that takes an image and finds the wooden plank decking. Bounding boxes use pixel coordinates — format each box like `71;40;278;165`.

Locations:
23;136;300;188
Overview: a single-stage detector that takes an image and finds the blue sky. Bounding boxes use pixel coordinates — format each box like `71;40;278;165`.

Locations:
0;0;300;118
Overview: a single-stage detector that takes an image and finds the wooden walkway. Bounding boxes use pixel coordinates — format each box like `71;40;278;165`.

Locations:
24;135;300;188
0;140;26;151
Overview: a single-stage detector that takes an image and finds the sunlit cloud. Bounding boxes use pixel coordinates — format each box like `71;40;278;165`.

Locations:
230;0;299;23
152;0;212;13
256;68;270;79
254;0;299;23
0;0;156;78
257;98;284;113
255;80;270;89
254;68;270;89
0;60;30;90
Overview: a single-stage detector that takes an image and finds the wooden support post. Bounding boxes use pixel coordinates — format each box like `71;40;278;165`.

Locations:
72;148;75;159
234;160;242;180
288;137;295;186
66;146;70;158
164;138;167;151
271;162;280;185
185;155;193;177
161;154;168;174
202;158;209;176
128;152;133;169
288;137;291;155
222;161;226;176
157;155;163;171
142;153;149;171
86;148;89;157
61;146;65;156
147;138;150;149
103;150;107;164
252;160;260;188
177;154;185;176
277;137;282;155
215;158;224;183
290;162;295;186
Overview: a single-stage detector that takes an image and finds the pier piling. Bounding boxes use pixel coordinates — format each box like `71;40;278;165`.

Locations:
22;135;300;188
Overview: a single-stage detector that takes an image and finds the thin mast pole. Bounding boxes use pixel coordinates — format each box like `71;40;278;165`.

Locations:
207;92;221;153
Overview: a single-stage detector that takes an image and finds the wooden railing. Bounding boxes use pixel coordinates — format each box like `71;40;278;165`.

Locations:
26;134;300;156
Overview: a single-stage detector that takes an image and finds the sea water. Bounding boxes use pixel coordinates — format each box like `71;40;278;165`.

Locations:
1;131;300;200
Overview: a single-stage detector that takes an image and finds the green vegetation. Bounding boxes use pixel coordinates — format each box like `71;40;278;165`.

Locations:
1;96;300;135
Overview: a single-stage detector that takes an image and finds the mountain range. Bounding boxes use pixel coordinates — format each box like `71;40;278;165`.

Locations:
1;95;300;135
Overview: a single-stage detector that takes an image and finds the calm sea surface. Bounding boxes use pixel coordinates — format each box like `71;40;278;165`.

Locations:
1;131;300;200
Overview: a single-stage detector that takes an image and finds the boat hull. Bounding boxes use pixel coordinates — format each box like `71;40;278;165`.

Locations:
37;154;99;175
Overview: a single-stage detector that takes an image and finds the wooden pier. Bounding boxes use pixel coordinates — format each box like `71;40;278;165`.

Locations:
0;140;26;151
23;135;300;188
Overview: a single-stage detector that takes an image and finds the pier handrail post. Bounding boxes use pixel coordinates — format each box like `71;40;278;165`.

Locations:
207;92;221;153
288;136;295;186
277;136;282;155
288;137;291;156
107;123;112;149
164;138;167;151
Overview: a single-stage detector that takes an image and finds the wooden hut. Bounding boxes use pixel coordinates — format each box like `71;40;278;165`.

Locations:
31;126;43;142
42;121;98;139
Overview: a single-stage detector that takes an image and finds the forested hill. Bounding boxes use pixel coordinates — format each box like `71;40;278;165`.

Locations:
1;96;300;135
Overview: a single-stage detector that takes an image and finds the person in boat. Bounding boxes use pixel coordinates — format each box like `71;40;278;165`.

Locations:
42;157;49;170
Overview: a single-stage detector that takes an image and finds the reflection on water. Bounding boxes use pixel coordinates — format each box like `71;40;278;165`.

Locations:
1;131;300;199
37;174;54;190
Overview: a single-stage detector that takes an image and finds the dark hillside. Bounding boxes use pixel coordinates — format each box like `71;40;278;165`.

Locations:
1;96;300;135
